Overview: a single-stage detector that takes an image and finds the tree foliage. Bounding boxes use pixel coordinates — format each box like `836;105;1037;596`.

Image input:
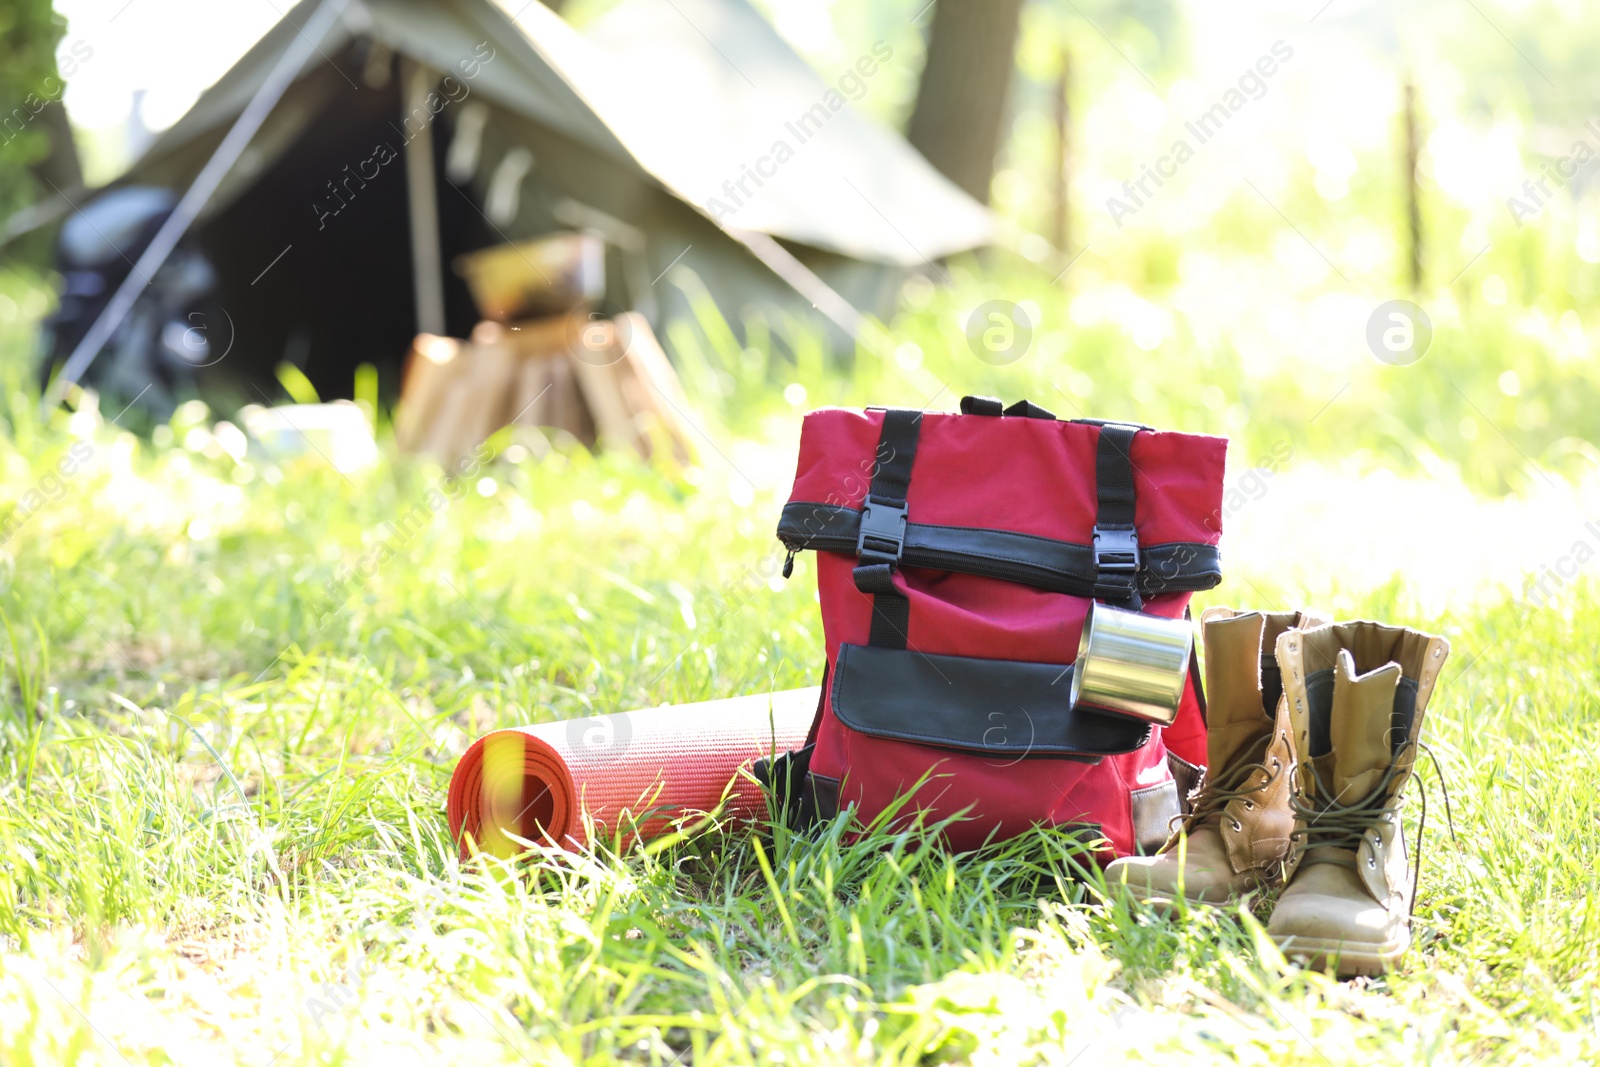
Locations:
0;0;70;217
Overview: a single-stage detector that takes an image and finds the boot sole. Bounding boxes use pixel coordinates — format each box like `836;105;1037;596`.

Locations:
1270;932;1409;977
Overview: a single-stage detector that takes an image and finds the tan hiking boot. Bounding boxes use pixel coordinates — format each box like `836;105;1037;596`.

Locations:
1267;621;1450;977
1106;607;1327;906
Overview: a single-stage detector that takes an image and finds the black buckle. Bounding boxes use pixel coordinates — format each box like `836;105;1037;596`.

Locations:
856;496;908;566
1092;524;1140;575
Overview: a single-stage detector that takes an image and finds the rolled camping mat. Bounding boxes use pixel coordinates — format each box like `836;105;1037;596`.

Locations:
447;688;819;859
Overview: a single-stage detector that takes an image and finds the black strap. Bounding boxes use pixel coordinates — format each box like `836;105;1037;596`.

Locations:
1002;399;1057;420
854;409;922;648
856;563;910;647
752;742;820;832
958;395;1057;420
1070;417;1154;430
1095;423;1138;527
1091;423;1143;609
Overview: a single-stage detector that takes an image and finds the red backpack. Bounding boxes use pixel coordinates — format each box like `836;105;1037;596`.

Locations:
766;397;1228;859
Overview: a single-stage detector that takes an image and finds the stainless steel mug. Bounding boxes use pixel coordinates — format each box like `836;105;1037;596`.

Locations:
1069;602;1193;726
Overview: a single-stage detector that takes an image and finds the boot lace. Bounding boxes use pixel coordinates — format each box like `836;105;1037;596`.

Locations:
1288;766;1403;866
1174;754;1283;835
1290;741;1457;916
1412;741;1457;915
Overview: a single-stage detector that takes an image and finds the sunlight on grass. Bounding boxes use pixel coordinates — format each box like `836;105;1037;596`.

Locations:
0;264;1597;1063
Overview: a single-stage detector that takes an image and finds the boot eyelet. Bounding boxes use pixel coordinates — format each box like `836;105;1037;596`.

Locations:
1367;856;1377;869
1230;818;1243;832
1242;800;1254;810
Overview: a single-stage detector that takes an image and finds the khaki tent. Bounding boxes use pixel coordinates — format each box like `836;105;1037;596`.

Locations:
76;0;992;402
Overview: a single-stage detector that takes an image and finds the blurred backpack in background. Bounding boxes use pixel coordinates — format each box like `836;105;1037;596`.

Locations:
41;185;224;420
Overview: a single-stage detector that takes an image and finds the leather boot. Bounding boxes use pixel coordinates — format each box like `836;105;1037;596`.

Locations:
1267;621;1450;976
1106;607;1327;906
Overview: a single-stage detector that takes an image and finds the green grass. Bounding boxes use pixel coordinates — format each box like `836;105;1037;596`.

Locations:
1;262;1599;1064
659;248;1600;497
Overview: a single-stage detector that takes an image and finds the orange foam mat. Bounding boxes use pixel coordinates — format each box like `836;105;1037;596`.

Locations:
447;688;819;858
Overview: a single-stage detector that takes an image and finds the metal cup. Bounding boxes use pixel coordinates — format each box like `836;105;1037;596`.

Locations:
1069;602;1193;726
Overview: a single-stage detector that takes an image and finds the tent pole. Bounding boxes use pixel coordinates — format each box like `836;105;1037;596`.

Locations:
722;227;863;339
42;0;350;415
401;59;447;336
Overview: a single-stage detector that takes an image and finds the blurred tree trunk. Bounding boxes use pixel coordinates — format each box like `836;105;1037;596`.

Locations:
906;0;1025;204
1403;78;1422;291
1053;45;1072;253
